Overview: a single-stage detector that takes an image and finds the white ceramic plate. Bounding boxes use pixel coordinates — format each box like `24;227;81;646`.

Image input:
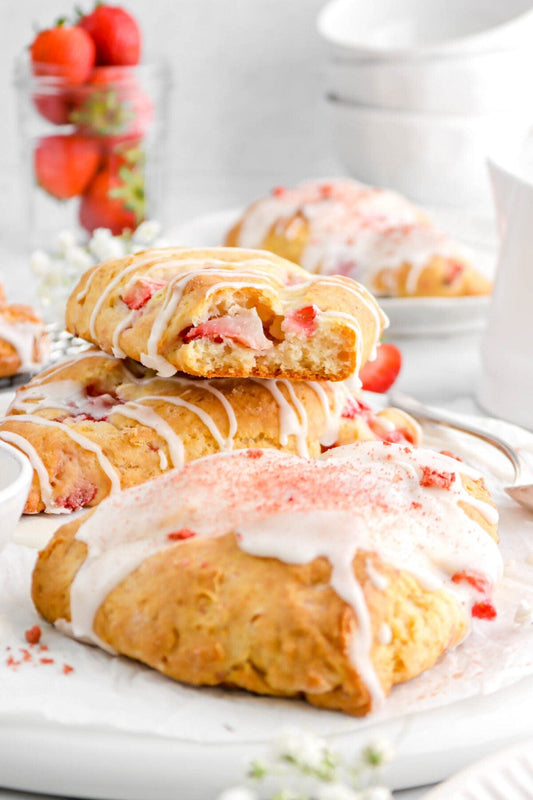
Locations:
4;390;533;800
421;738;533;799
166;208;494;338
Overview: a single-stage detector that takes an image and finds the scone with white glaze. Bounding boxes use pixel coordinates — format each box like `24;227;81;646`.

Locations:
225;179;492;298
65;246;387;382
0;303;48;379
32;443;500;716
0;350;420;514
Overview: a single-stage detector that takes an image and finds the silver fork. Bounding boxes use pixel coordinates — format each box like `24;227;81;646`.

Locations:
389;392;533;512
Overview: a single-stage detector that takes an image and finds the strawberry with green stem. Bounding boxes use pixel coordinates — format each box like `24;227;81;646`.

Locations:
29;18;96;124
79;143;145;234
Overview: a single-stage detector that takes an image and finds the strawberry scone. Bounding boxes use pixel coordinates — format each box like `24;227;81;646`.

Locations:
32;443;500;716
65;247;387;382
225;179;492;298
0;302;48;379
0;350;420;514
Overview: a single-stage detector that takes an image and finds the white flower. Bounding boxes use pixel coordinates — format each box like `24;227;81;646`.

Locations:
133;219;161;244
29;249;51;277
65;246;93;272
360;738;395;768
317;782;361;800
273;727;328;770
56;230;78;254
88;228;125;261
216;787;258;800
360;786;393;800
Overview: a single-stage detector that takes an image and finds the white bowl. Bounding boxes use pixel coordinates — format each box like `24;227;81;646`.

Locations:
317;0;533;59
325;47;533;114
327;96;533;208
0;441;32;552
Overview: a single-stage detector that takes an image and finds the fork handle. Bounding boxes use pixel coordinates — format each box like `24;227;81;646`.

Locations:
388;392;523;484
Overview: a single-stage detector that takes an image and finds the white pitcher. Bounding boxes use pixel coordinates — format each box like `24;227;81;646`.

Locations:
477;148;533;429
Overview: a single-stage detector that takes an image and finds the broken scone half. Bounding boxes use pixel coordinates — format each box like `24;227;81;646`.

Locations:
65;247;387;382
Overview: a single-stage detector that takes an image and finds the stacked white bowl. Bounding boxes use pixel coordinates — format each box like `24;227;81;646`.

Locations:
317;0;533;208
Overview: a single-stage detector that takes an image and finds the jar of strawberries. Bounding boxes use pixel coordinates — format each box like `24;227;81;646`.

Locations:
14;3;171;251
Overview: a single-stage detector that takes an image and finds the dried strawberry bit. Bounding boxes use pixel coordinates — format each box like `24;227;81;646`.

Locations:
40;657;54;665
472;601;497;620
282;305;319;337
25;625;42;645
451;570;489;594
420;467;456;490
167;528;196;541
123;277;167;310
246;449;264;458
56;484;97;511
272;185;286;197
320;183;333;198
63;664;74;675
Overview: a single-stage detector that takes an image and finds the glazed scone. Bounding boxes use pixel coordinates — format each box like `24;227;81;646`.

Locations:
0;350;420;514
225;179;492;298
65;246;387;382
0;303;48;379
32;443;501;716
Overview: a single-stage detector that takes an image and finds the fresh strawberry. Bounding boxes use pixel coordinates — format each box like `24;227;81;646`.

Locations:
123;276;167;309
79;158;144;234
282;305;319;337
34;134;101;199
78;4;141;66
359;342;402;393
30;22;96;83
70;66;153;148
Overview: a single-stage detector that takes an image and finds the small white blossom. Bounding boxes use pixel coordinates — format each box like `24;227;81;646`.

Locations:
216;787;258;800
360;786;393;800
56;230;78;254
65;246;93;272
273;728;328;770
133;219;161;244
29;249;51;277
317;782;361;800
360;738;395;768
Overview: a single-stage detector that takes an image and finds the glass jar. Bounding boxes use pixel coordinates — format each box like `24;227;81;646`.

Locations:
14;56;172;252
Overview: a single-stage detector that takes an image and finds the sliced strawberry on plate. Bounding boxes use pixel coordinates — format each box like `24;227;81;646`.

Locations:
34;134;101;199
78;4;142;66
360;342;402;394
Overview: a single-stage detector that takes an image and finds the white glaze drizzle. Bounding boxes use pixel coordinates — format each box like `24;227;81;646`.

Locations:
64;442;502;709
5;415;121;494
110;402;185;469
233;179;471;295
0;316;47;371
77;248;384;381
0;430;66;514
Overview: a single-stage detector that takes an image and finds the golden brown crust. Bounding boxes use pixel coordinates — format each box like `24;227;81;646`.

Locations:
0;352;419;514
32;522;468;716
225;182;492;298
0;303;47;379
65;247;386;382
